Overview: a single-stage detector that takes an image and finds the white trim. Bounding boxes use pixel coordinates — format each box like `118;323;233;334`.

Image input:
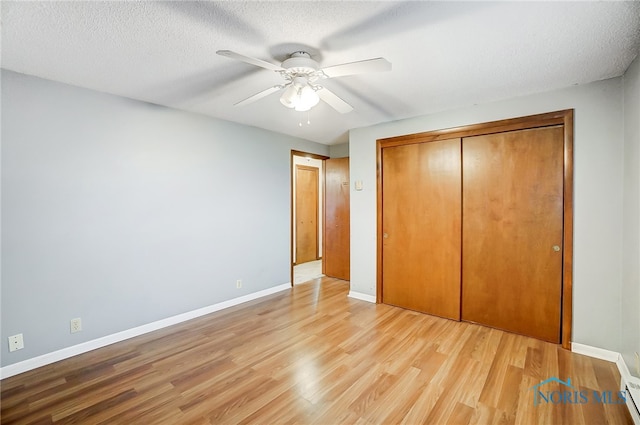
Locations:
617;355;632;380
348;291;376;303
571;342;620;362
617;355;640;425
0;283;291;380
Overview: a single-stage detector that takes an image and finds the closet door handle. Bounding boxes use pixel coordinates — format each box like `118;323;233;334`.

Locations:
553;245;561;252
383;233;389;239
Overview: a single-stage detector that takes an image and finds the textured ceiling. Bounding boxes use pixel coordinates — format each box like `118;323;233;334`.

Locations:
2;1;639;145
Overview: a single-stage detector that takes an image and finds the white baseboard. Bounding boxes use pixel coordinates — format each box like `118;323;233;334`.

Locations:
0;282;291;380
571;342;620;362
572;343;639;424
348;290;376;303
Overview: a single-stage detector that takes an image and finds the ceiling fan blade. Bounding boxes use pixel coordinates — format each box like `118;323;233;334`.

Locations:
317;87;353;114
234;85;283;107
321;58;391;78
217;50;283;71
321;2;474;51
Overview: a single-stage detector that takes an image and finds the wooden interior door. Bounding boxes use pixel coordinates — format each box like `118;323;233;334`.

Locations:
461;126;564;343
381;139;462;320
295;165;319;264
324;158;350;280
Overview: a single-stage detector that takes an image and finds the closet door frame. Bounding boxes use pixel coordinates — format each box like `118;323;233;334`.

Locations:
376;109;574;350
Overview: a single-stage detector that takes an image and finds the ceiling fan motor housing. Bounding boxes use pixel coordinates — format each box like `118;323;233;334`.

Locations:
281;51;319;76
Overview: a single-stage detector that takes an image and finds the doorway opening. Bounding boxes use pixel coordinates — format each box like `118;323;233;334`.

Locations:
291;150;328;285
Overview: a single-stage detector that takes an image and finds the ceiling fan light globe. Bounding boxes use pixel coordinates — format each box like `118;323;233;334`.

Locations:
280;97;296;108
295;86;320;111
280;85;298;108
294;104;312;112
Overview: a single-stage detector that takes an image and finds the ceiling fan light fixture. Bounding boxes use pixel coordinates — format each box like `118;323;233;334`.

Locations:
280;78;320;111
218;49;389;114
279;84;298;108
294;85;320;112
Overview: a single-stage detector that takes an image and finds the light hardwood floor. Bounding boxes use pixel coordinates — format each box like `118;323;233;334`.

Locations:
1;277;633;424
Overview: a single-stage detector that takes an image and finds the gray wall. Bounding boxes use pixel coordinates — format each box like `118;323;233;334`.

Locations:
329;143;349;158
1;70;328;367
350;76;627;353
622;56;640;376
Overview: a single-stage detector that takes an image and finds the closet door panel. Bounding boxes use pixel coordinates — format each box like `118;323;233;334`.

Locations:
461;127;564;343
382;138;461;320
324;157;350;280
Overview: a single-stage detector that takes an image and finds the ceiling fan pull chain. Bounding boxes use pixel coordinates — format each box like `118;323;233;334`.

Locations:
298;111;312;127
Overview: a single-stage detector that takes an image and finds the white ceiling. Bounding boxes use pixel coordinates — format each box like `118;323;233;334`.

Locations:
2;1;639;145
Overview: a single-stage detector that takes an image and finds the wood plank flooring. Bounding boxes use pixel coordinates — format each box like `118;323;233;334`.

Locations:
1;277;633;424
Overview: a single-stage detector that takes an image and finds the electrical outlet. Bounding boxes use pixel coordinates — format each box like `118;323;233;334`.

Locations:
8;334;24;352
236;279;242;289
635;352;639;376
70;318;82;333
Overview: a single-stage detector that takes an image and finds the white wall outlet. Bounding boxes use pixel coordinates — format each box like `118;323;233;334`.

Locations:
8;334;24;352
70;317;82;333
236;279;242;289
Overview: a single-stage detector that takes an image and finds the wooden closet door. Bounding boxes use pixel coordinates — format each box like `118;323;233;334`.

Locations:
462;126;564;343
296;165;319;264
382;138;461;320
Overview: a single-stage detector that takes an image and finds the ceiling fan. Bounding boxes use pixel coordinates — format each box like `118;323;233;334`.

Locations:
216;50;391;113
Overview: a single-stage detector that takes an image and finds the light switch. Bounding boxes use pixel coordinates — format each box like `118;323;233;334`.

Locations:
355;180;363;191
